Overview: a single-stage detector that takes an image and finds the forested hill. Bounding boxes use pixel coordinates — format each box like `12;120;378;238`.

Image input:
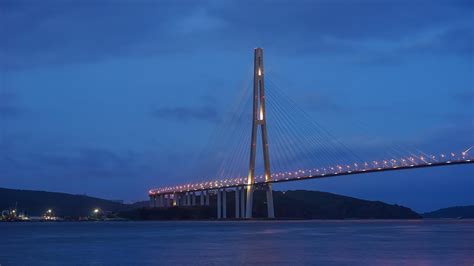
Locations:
268;190;421;219
423;206;474;219
0;187;126;217
122;190;422;220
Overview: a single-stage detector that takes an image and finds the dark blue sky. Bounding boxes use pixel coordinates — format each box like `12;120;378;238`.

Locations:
1;0;473;211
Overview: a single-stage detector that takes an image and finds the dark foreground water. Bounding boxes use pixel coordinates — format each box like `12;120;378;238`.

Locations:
0;220;473;265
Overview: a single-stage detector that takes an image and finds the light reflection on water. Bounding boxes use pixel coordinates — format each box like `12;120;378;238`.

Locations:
0;220;472;265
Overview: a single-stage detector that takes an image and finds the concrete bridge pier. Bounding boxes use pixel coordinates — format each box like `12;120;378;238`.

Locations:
159;194;164;208
157;196;161;208
172;194;178;207
205;191;210;206
154;195;160;208
200;191;205;205
217;189;222;219
179;194;184;207
215;189;228;219
245;185;254;218
192;192;196;206
235;188;240;218
266;184;275;218
166;194;171;207
149;196;155;208
240;187;245;218
155;195;159;207
222;188;227;219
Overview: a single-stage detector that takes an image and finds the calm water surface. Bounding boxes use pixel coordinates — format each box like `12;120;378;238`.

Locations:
0;220;473;265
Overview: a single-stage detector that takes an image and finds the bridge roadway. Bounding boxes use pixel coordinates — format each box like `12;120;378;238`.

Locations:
149;157;473;219
149;158;472;196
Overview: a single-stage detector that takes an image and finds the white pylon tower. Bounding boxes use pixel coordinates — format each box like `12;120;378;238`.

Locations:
245;48;275;219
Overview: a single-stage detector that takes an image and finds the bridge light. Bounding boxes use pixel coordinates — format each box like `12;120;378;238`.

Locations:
258;68;262;76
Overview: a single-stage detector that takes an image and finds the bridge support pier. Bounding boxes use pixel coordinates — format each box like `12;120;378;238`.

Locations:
166;194;172;207
266;184;275;218
245;185;254;218
173;194;178;207
192;192;196;206
235;188;240;218
200;191;205;205
217;189;222;219
156;196;160;208
149;196;155;208
223;189;227;219
160;195;164;208
241;187;245;218
205;191;210;206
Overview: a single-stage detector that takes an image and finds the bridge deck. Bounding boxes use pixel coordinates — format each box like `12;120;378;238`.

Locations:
149;159;472;196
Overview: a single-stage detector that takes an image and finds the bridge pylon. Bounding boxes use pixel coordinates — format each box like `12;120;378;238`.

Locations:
245;48;275;219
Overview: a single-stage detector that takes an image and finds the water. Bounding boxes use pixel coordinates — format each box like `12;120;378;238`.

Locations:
0;220;472;265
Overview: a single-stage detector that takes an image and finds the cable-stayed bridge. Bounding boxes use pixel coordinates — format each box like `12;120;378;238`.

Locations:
149;48;473;219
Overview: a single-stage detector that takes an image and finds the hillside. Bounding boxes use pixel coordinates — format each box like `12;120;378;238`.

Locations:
271;190;420;219
0;187;126;217
1;187;421;219
122;190;421;220
423;205;474;219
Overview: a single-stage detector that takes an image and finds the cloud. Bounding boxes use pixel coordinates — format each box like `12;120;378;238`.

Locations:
0;147;166;180
0;1;200;70
331;23;474;66
1;0;472;71
173;8;227;35
151;106;219;123
299;91;345;114
398;26;474;57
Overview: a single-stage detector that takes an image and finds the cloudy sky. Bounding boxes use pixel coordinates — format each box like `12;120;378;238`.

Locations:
1;0;473;211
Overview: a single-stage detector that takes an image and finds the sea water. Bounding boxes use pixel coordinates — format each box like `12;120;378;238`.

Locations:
0;220;472;265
